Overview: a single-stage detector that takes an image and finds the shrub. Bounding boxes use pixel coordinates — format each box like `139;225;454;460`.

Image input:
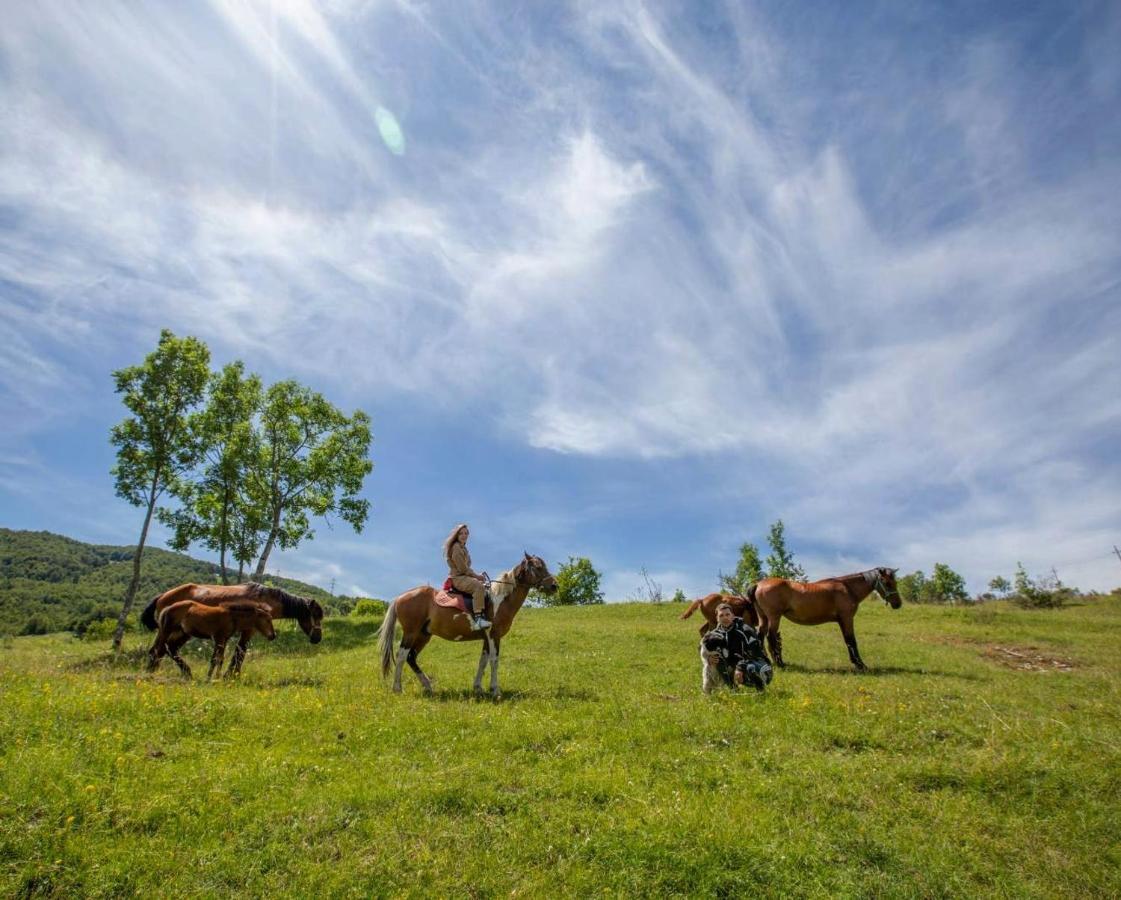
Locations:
537;557;604;606
350;598;387;617
671;588;688;604
1011;563;1074;609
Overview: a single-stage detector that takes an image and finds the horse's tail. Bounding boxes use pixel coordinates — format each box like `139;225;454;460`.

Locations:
679;598;704;620
140;594;161;631
376;600;399;680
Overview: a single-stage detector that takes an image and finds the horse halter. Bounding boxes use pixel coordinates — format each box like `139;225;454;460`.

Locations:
866;568;899;603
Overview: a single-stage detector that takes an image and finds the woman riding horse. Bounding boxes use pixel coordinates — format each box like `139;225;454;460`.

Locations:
444;523;490;631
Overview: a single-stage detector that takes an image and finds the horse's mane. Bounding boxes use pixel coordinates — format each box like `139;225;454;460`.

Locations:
490;564;520;609
832;569;882;583
246;582;321;618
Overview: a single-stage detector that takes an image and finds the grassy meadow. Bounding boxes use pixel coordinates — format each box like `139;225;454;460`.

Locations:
2;596;1120;898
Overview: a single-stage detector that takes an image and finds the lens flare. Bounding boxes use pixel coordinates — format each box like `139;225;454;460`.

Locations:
375;106;405;156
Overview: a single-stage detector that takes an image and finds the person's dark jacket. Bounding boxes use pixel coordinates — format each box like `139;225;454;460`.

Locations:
717;617;768;667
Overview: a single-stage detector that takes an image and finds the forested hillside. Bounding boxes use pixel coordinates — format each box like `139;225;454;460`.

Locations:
0;528;346;635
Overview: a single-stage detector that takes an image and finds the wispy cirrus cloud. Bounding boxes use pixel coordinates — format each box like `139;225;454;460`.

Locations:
1;1;1118;595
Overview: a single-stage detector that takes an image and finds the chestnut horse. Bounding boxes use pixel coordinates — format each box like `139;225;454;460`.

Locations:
377;553;557;696
141;582;323;675
679;592;759;635
753;568;901;671
148;601;276;679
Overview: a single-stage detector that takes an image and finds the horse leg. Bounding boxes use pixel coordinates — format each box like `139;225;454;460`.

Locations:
473;642;488;693
208;640;227;680
393;628;423;693
168;634;192;679
767;624;785;668
147;635;167;672
227;630;252;677
838;615;866;671
405;633;433;694
488;636;501;698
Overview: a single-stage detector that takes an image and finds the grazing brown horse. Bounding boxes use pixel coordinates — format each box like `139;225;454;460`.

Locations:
753;568;901;671
148;601;276;679
377;553;557;696
679;592;759;635
141;582;323;675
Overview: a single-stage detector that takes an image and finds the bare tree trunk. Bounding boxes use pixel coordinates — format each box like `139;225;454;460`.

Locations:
253;508;281;579
237;559;245;583
113;474;159;652
218;485;230;584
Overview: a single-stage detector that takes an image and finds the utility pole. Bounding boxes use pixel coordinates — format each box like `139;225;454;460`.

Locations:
329;577;336;597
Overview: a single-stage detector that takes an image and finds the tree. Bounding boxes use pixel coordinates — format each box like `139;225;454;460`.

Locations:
765;520;805;580
109;330;210;651
537;556;604;607
249;381;373;577
719;542;763;596
988;575;1012;597
897;570;928;605
160;362;263;582
930;563;969;605
671;588;688;603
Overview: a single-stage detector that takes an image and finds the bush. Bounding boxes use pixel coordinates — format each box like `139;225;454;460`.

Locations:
1011;563;1074;609
671;588;688;604
80;618;121;642
350;598;387;617
537;557;604;606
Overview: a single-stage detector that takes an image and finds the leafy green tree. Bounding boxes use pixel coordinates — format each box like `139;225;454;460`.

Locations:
160;362;263;582
249;380;373;577
931;563;969;604
897;570;928;604
765;520;805;580
719;542;763;596
671;588;688;604
988;575;1012;597
109;330;210;650
539;557;604;606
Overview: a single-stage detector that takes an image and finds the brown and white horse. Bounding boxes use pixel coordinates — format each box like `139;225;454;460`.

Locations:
141;582;323;675
376;553;557;696
753;568;901;671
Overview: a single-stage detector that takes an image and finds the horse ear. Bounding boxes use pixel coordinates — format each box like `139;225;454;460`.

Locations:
524;550;531;560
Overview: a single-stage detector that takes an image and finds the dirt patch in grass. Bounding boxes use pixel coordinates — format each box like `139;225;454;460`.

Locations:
982;644;1075;672
923;634;1076;672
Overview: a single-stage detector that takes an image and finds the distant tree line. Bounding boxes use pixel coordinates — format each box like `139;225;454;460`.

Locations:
0;528;356;637
109;330;373;650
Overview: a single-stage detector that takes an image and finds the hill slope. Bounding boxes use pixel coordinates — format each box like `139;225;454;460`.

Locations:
1;597;1119;896
0;528;343;635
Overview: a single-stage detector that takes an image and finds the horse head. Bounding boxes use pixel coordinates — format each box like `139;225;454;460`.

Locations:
254;605;277;641
298;598;325;643
877;568;902;608
520;551;558;595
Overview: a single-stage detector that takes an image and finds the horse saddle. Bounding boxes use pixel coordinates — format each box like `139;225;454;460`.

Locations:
434;579;488;614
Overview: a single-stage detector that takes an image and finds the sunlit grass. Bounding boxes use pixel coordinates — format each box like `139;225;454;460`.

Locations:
2;597;1119;897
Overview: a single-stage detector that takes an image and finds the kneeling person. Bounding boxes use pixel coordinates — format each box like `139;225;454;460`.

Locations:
713;602;773;691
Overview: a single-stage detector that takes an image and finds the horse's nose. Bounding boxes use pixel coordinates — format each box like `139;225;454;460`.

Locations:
310;631;322;644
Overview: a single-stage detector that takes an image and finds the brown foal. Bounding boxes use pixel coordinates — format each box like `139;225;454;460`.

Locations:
148;601;276;680
679;592;759;635
753;568;901;671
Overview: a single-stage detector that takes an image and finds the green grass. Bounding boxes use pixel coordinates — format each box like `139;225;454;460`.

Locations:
2;597;1120;898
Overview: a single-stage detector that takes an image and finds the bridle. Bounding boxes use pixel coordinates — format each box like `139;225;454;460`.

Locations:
864;568;899;604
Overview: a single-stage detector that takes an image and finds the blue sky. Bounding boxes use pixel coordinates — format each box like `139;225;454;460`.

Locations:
2;1;1120;599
